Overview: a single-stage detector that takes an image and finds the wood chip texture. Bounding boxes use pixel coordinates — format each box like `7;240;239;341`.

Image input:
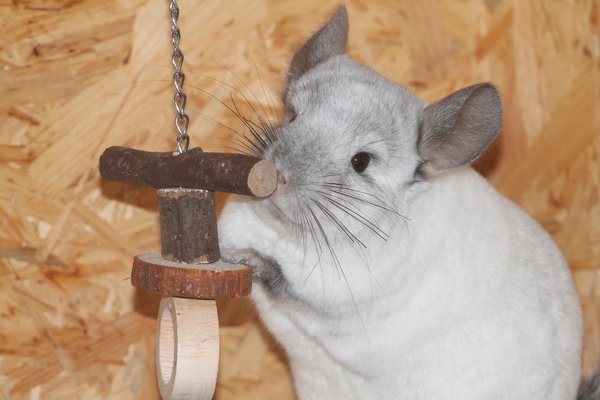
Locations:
0;1;598;399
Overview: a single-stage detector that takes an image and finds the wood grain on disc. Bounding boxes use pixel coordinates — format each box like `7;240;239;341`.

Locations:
132;253;252;299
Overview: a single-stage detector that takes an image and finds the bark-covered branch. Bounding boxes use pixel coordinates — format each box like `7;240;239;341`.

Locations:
99;146;277;198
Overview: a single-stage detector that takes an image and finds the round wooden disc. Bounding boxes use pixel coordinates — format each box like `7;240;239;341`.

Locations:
132;253;252;299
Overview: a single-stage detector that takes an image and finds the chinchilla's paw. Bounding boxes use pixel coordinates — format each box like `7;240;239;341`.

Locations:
221;248;271;279
221;248;287;294
221;249;264;271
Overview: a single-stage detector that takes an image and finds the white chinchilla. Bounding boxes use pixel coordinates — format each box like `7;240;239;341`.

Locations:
218;7;593;400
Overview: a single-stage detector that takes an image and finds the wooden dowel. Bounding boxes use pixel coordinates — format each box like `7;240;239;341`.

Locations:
99;146;277;198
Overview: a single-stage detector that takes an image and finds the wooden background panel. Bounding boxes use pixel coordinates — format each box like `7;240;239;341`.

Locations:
0;0;598;399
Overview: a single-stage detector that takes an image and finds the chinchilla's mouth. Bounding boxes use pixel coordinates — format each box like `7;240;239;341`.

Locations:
253;191;305;232
268;201;292;223
263;199;302;229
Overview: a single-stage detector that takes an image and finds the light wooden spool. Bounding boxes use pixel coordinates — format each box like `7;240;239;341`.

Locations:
156;297;219;400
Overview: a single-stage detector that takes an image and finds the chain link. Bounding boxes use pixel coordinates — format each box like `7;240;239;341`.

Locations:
169;0;190;153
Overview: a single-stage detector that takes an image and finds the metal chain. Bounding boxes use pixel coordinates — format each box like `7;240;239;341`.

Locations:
169;0;190;153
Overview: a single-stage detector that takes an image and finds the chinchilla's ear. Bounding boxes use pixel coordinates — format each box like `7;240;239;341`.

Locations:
417;83;502;178
286;7;349;87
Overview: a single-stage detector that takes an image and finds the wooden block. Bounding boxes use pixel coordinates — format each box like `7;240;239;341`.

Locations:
158;188;220;264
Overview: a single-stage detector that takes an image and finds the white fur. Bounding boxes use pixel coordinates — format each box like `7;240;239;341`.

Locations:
219;167;582;399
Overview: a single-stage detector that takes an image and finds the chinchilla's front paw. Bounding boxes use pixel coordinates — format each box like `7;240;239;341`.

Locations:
221;248;288;295
221;248;271;279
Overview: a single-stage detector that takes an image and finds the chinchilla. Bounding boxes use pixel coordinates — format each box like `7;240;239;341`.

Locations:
218;7;593;400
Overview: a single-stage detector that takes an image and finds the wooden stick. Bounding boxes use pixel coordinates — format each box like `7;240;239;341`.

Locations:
158;188;220;264
99;146;277;198
156;297;219;400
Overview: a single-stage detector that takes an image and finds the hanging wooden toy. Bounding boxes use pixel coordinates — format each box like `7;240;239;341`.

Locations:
98;2;277;399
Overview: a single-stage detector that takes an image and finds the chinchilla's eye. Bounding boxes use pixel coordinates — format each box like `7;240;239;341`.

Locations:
351;152;371;173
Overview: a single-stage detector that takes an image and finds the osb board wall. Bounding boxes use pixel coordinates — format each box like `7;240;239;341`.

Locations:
0;0;598;398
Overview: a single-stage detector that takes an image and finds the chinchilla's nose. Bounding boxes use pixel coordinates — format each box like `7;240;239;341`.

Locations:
277;171;288;190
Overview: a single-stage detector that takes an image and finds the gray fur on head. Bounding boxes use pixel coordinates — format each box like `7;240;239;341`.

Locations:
282;5;503;185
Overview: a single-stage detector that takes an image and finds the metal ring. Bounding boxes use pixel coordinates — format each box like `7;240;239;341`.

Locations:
173;71;185;91
174;93;187;114
175;114;189;136
172;51;184;72
176;134;190;154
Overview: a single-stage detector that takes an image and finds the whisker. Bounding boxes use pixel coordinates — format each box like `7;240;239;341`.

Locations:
253;60;279;125
314;190;389;241
306;202;367;335
221;144;254;154
324;187;402;217
191;111;260;154
311;198;367;248
306;205;342;279
211;60;278;123
200;69;274;125
302;205;328;284
229;94;269;154
185;83;266;155
319;181;395;204
130;73;278;158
